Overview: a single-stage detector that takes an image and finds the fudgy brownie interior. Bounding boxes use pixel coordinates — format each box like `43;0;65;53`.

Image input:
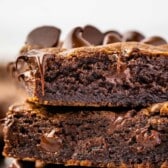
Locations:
5;25;168;168
40;47;168;107
16;43;168;108
3;102;168;167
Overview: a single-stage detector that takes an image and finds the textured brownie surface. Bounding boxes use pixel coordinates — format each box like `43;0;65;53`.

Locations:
3;102;168;167
15;42;168;108
0;65;26;158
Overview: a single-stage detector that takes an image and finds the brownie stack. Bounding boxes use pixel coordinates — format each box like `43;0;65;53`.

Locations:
3;25;168;168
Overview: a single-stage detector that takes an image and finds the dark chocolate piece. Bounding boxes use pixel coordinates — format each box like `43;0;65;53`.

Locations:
142;36;167;46
21;25;167;53
3;102;168;167
82;25;104;45
14;42;168;108
123;31;145;42
103;32;121;44
26;26;61;48
104;30;122;38
62;27;90;49
62;25;104;49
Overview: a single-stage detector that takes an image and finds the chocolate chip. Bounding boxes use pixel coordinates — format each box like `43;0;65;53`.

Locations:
142;36;167;46
40;129;62;152
123;31;145;42
104;30;122;38
26;26;61;47
62;27;91;49
103;33;122;45
82;25;104;45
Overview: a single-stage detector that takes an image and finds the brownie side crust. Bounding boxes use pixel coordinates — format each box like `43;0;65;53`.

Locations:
16;42;168;108
3;102;168;167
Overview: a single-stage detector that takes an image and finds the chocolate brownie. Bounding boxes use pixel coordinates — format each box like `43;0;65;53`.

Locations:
3;102;168;167
0;65;26;158
14;42;168;108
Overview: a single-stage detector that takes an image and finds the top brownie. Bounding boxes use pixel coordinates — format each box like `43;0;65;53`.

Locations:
12;25;168;108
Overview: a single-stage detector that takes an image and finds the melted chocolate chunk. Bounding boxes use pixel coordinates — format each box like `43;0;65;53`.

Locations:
104;30;122;38
142;36;167;46
123;31;145;42
82;25;104;45
22;25;167;51
103;32;122;44
62;27;90;49
26;26;61;47
40;129;62;152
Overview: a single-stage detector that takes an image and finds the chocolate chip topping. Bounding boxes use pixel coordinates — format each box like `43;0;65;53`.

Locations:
103;32;122;45
62;27;91;49
123;31;145;42
104;30;122;38
26;26;61;47
82;25;104;45
23;25;167;51
142;36;167;46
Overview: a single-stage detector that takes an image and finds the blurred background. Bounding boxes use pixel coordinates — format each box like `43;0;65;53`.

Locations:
0;0;167;166
0;0;168;62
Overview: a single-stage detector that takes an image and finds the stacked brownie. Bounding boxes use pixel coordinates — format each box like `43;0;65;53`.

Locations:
3;25;168;168
0;65;26;160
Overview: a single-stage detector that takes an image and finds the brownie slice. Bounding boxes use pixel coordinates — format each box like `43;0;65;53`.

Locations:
15;42;168;108
3;102;168;167
0;65;26;158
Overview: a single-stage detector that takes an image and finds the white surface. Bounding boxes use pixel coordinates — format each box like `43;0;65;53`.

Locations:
0;0;168;61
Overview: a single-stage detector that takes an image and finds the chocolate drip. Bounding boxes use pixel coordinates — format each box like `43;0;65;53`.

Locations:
16;56;29;70
16;54;47;96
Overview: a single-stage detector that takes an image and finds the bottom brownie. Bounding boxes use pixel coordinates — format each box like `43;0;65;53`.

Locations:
3;102;168;167
0;64;26;159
